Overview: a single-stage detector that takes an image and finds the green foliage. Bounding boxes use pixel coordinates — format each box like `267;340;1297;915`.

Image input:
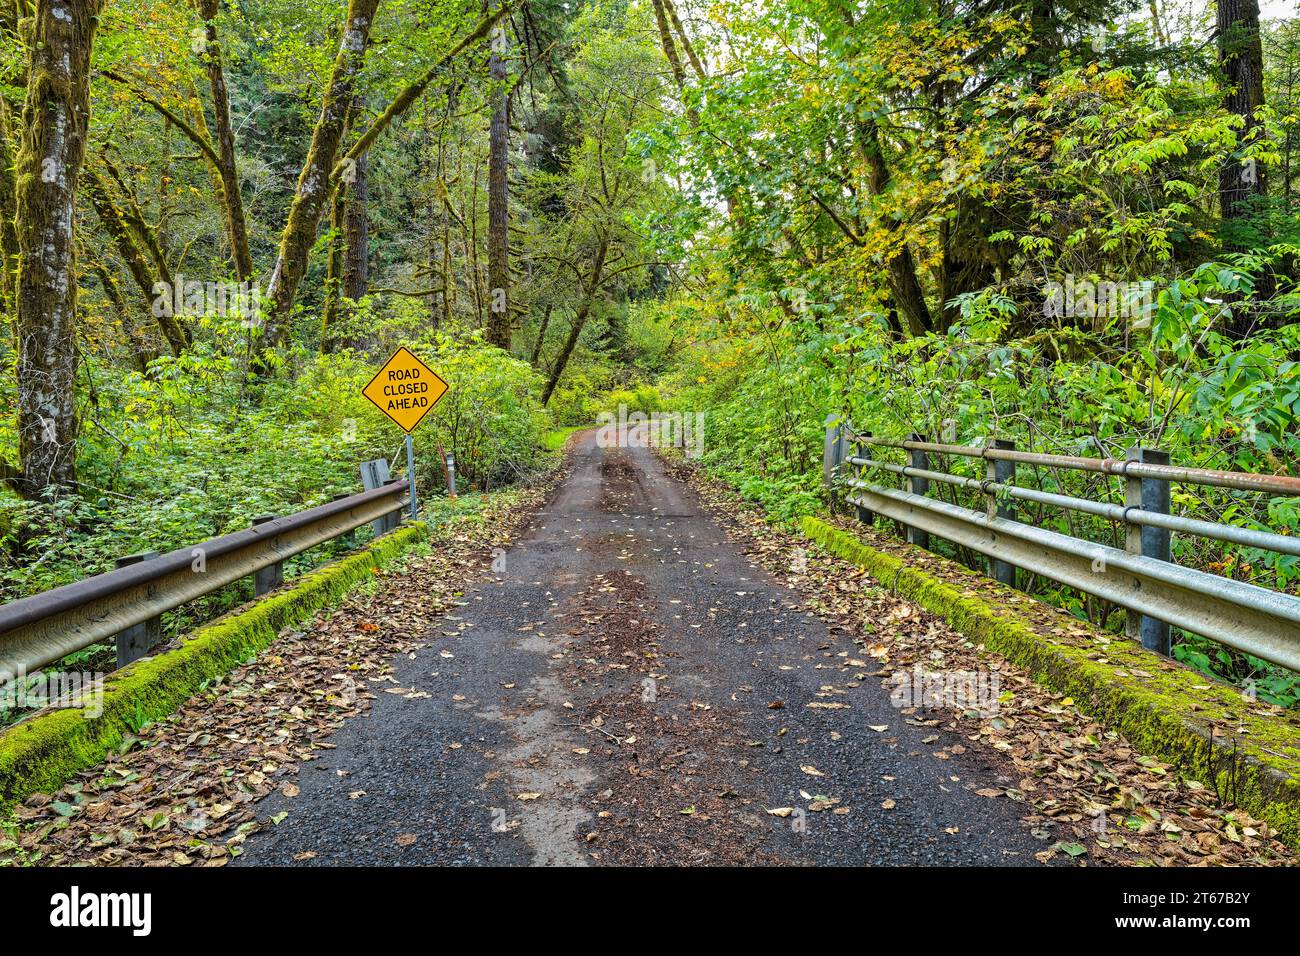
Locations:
0;327;551;603
543;369;604;426
407;333;552;490
602;384;663;416
652;259;1300;698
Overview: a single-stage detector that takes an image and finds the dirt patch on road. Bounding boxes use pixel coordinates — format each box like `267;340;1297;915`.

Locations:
556;569;783;866
598;452;644;512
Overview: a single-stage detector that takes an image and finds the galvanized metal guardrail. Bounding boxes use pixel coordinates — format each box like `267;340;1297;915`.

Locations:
0;464;411;684
822;416;1300;673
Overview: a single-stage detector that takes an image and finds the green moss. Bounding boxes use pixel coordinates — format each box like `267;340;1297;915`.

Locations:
801;516;1300;849
0;523;427;811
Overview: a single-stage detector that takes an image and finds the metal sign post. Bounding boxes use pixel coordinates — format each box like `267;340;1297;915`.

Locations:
406;433;418;519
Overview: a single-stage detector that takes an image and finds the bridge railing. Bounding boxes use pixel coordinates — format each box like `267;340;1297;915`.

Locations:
822;416;1300;673
0;469;410;685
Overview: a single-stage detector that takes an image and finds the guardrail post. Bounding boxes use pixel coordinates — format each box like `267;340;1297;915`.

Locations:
1125;446;1172;655
252;516;284;596
906;433;930;551
822;414;846;491
114;551;161;668
382;479;403;532
853;432;875;526
361;458;393;536
986;439;1018;587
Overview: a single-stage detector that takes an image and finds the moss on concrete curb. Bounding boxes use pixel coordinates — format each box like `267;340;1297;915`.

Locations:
800;516;1300;848
0;523;428;811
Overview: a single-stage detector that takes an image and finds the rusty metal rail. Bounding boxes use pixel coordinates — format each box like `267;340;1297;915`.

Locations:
0;479;410;683
856;434;1300;497
823;417;1300;673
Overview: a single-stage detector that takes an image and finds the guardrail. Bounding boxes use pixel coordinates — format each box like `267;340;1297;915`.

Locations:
0;467;411;684
822;416;1300;673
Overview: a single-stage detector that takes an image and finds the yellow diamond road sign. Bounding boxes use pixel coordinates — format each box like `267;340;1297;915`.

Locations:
362;347;449;432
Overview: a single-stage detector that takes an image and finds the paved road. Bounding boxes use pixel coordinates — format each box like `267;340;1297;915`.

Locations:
239;430;1044;866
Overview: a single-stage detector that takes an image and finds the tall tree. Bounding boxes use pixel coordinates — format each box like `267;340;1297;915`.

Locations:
0;4;26;321
342;150;370;305
486;15;511;348
262;0;381;353
195;0;254;281
84;165;188;356
1218;0;1268;222
12;0;104;495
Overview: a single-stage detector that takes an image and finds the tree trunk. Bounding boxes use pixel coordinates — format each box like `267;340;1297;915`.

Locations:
1148;0;1168;45
0;5;24;322
662;0;705;80
85;167;188;356
651;0;687;89
542;238;607;405
321;186;346;348
14;0;104;496
857;119;933;337
1218;0;1267;222
91;262;155;373
342;149;369;302
938;202;998;333
530;302;553;366
1218;0;1270;335
261;0;380;353
196;0;254;281
424;95;442;328
0;98;18;320
485;18;511;349
470;156;483;324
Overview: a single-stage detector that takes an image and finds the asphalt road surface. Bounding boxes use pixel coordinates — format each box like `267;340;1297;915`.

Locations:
238;430;1045;866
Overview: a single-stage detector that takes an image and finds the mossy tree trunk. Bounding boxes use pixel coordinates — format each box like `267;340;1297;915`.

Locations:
14;0;104;496
0;4;26;323
662;0;704;81
89;261;155;373
541;235;608;406
260;2;505;358
261;0;380;354
84;167;188;356
1218;0;1272;334
342;148;369;303
0;98;18;322
321;186;346;349
321;146;367;352
650;0;702;130
486;17;510;349
529;302;552;367
196;0;254;281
